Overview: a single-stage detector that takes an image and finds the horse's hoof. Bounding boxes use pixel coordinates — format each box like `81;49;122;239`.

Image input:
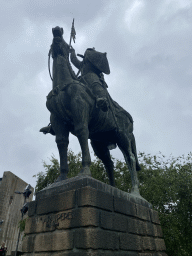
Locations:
55;174;68;183
78;166;92;176
131;187;140;196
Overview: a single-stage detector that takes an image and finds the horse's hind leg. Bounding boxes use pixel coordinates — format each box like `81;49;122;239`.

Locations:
130;133;141;171
50;114;69;181
91;140;115;186
117;132;140;194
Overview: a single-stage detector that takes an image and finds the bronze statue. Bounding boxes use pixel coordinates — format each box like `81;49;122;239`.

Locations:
40;25;141;194
70;47;109;112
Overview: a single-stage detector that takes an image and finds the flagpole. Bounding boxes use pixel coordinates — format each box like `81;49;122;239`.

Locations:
69;18;75;48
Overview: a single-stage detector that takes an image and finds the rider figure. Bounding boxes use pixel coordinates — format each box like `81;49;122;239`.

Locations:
51;26;110;111
70;47;110;112
40;32;111;135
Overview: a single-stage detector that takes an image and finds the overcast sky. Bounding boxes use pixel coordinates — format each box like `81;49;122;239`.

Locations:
0;0;192;188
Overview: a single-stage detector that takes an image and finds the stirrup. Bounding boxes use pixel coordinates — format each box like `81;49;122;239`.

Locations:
39;124;55;135
39;126;51;134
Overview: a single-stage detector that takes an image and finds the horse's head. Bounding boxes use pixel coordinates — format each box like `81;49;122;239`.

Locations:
52;26;64;38
51;27;64;57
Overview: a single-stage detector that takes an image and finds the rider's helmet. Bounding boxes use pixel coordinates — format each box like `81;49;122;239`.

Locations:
83;48;110;74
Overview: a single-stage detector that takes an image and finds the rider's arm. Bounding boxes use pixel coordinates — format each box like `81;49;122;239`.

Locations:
70;49;82;69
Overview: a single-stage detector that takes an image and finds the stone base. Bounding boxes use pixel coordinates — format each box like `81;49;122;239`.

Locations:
22;176;167;256
10;251;22;256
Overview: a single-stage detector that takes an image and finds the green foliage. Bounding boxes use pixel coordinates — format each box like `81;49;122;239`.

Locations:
138;152;192;256
33;155;60;192
34;150;192;256
18;218;28;232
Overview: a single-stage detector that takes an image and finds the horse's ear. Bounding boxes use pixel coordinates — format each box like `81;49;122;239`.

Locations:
61;28;64;35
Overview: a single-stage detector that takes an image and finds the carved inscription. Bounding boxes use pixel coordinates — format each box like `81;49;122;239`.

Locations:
37;211;74;228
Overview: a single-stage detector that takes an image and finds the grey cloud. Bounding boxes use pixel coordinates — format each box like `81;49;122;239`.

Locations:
0;0;192;186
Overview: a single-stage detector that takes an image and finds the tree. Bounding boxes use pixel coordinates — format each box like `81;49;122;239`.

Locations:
34;150;192;256
138;152;192;256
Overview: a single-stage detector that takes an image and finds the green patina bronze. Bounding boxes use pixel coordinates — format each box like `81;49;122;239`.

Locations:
40;25;141;195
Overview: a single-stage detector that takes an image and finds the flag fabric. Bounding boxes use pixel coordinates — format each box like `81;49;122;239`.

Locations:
71;19;76;43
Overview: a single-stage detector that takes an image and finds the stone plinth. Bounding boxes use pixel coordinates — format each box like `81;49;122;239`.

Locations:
22;176;167;256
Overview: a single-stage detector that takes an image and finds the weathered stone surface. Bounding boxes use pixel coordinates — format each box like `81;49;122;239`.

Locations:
58;207;100;229
138;254;168;256
142;237;156;251
22;251;139;256
136;204;151;221
113;213;127;232
74;228;119;250
33;253;87;256
100;210;113;230
100;211;127;232
77;186;113;211
127;218;162;238
25;214;56;234
22;235;36;253
36;176;90;200
146;222;155;236
23;177;166;254
115;253;138;256
153;253;168;256
129;194;152;209
36;176;151;209
120;233;142;251
127;218;146;235
34;230;73;252
114;197;136;216
155;239;166;251
28;201;37;217
25;207;100;234
36;189;76;215
150;209;161;224
154;225;163;237
138;254;154;256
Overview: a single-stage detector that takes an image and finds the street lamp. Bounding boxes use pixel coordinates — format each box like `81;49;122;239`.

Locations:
14;184;32;256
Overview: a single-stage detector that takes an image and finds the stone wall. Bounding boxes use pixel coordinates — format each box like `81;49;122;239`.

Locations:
22;176;167;256
0;171;33;255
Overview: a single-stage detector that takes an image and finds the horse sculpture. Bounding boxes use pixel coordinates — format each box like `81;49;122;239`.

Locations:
44;26;141;194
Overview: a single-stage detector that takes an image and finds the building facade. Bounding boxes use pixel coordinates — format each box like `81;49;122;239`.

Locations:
0;171;33;255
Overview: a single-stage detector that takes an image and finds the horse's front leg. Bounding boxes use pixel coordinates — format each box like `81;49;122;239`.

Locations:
51;114;69;182
71;96;91;176
74;123;91;176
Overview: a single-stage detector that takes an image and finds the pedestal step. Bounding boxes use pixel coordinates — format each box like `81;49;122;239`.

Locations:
22;176;167;255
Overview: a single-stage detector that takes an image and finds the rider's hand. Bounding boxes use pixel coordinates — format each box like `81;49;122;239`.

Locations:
69;46;75;53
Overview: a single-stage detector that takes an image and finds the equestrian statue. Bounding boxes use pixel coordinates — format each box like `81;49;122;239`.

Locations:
40;22;141;194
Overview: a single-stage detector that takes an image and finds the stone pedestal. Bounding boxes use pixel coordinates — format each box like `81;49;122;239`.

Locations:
22;176;167;256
